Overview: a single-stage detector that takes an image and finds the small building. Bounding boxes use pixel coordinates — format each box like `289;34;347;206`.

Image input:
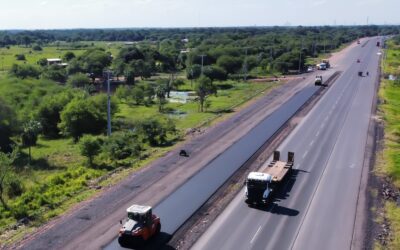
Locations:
47;58;62;66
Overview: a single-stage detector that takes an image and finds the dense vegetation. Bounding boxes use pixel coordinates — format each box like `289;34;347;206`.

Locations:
377;37;400;249
0;26;399;245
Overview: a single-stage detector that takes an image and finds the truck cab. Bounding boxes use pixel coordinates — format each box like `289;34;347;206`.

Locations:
245;172;274;203
245;151;294;205
118;204;161;247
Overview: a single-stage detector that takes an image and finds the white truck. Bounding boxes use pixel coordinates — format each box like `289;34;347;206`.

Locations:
245;151;294;204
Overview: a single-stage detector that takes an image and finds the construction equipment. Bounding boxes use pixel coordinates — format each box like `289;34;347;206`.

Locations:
315;75;323;86
245;151;294;205
118;205;161;247
316;63;327;70
322;59;330;68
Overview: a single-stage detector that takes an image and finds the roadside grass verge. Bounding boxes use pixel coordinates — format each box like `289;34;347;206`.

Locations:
375;38;400;250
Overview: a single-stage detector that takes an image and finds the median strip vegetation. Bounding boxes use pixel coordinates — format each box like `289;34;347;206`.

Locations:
375;36;400;250
0;27;398;246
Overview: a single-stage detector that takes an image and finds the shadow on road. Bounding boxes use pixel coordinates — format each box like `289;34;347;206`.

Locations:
120;232;174;250
249;168;308;217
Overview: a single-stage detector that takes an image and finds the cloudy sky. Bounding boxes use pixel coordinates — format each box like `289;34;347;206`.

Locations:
0;0;398;29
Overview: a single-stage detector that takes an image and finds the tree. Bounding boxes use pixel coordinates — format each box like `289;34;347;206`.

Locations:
9;64;40;79
42;65;67;83
171;78;185;90
36;92;74;138
203;66;227;81
143;83;155;104
186;64;202;80
79;135;102;166
59;98;105;142
21;120;42;164
131;86;145;105
59;95;117;142
136;118;176;146
0;148;18;210
102;131;142;163
194;76;217;112
155;84;167;112
32;45;42;51
0;98;16;153
67;73;91;88
115;85;131;102
15;54;26;61
217;55;243;74
79;48;112;77
63;51;76;61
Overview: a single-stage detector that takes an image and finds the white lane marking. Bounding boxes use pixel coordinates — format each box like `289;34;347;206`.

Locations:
310;140;315;146
250;226;262;244
316;130;320;137
349;163;355;169
302;150;309;159
321;122;326;128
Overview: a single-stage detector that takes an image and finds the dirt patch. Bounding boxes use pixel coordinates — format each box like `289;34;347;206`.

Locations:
168;72;342;250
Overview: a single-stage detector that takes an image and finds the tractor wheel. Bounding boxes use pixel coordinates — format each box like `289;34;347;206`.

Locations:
156;223;161;235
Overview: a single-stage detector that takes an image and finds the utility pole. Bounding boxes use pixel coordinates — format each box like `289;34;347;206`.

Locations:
105;70;112;136
298;39;303;74
199;54;206;75
243;47;250;81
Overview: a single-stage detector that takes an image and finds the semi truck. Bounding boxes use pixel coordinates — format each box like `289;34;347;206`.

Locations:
118;204;161;247
245;151;294;204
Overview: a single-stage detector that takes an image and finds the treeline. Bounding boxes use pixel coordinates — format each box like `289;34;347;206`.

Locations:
0;26;399;46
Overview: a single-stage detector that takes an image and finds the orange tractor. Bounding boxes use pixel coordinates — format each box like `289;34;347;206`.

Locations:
118;204;161;247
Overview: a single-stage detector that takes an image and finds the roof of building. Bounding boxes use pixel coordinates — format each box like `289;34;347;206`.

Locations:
47;58;62;62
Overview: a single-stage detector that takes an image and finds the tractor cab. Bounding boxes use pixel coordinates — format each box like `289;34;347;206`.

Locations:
118;204;161;247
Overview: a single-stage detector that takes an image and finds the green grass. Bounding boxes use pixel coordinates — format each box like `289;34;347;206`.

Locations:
374;37;400;250
0;42;124;71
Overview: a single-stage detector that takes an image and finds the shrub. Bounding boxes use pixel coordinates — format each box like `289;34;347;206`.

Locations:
79;135;102;166
102;131;142;161
32;45;42;51
15;54;26;61
9;64;40;79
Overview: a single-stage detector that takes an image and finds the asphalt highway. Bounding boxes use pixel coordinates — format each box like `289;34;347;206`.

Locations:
192;38;380;250
104;72;321;250
102;51;348;250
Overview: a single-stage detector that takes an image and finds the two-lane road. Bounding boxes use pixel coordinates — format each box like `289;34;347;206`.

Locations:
193;38;380;250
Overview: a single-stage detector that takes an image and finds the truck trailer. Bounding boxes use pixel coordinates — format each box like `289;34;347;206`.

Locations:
245;151;294;205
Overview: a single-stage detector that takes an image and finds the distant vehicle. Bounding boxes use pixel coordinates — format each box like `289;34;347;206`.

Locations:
316;63;327;70
357;40;361;44
322;59;330;68
358;71;363;77
245;151;294;205
315;75;323;86
118;205;161;247
179;149;189;157
376;41;380;47
357;59;360;63
307;66;314;72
